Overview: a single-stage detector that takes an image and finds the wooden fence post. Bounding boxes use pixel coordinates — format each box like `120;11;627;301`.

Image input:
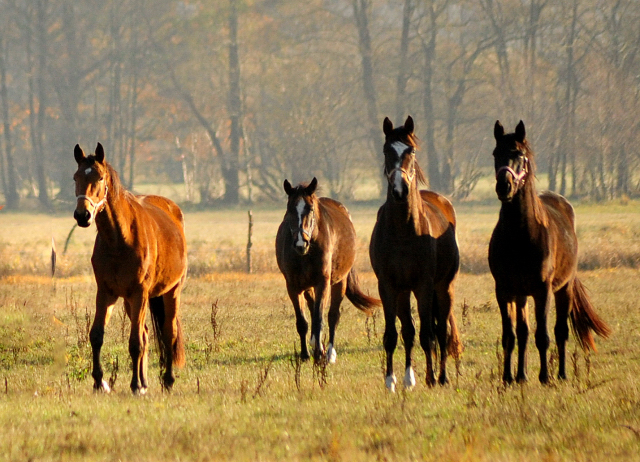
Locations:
246;210;253;273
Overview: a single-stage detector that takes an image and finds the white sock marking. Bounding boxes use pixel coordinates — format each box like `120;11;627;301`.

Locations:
404;366;416;389
327;343;337;364
100;379;111;393
385;374;397;393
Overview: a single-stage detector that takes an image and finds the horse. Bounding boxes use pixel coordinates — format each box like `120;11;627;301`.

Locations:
275;177;381;363
73;143;188;394
489;120;610;384
369;116;462;392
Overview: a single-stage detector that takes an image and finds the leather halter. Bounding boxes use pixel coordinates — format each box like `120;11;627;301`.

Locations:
496;157;528;187
76;184;109;213
384;147;416;185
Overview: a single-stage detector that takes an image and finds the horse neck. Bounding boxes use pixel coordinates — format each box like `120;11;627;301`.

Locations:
94;176;134;246
385;182;425;233
499;178;545;234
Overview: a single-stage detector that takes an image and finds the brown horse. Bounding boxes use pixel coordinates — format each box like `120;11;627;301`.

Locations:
276;177;380;362
489;121;610;384
370;116;462;392
73;143;187;394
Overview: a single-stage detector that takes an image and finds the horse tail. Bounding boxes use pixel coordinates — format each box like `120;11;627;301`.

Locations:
569;278;611;352
345;268;381;315
149;296;186;369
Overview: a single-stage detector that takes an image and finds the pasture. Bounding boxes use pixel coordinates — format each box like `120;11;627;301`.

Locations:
0;201;639;461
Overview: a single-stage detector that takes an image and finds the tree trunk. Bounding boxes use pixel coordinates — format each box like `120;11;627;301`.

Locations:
352;0;384;195
395;0;414;123
0;35;19;209
421;1;441;191
225;0;241;205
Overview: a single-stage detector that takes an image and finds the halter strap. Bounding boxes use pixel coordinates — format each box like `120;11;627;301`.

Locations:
385;166;415;184
301;209;315;239
496;158;528;185
76;185;109;212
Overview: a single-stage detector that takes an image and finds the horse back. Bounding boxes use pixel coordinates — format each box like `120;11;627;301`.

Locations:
539;191;575;231
137;195;185;229
420;190;457;236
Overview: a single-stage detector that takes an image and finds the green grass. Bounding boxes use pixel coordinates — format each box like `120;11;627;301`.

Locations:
0;203;639;460
0;269;638;461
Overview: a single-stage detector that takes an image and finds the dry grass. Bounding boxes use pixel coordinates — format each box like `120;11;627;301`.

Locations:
0;202;639;460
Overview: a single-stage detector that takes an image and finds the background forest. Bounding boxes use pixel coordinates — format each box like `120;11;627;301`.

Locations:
0;0;638;209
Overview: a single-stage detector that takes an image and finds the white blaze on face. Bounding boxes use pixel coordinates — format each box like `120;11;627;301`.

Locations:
295;198;306;248
85;168;92;175
403;366;416;389
390;141;409;195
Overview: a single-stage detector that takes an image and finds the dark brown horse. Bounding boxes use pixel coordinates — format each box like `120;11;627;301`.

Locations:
370;116;462;392
489;121;610;384
276;177;380;362
73;143;187;394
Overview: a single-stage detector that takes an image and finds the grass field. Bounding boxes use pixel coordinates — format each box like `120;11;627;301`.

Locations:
0;201;639;461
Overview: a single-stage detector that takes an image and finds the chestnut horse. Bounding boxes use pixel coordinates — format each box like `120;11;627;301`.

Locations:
73;143;187;394
489;121;610;384
370;116;462;392
276;177;380;362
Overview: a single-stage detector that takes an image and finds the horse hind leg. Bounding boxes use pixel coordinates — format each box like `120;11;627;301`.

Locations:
554;284;571;381
128;291;149;394
434;284;454;386
533;287;552;384
326;280;347;364
158;283;187;391
90;288;118;393
514;296;529;383
416;283;437;387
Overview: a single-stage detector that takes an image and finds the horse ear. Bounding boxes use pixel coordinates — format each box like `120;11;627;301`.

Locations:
383;117;393;136
306;177;318;195
404;115;414;134
74;144;86;164
95;142;105;163
283;179;293;196
515;120;526;143
494;120;504;141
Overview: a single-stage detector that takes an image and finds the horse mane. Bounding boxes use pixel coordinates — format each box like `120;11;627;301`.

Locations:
102;159;128;204
517;139;548;225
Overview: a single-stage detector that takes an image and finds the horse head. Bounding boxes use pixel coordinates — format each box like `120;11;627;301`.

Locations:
382;116;420;202
493;120;531;202
73;143;109;228
283;177;318;256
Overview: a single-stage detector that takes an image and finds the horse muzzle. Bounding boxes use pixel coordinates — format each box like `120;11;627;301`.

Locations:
74;208;93;228
293;230;311;255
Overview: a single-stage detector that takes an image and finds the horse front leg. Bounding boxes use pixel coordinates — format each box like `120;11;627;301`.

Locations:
311;278;330;361
90;288;118;392
395;291;415;389
496;287;516;384
128;290;149;395
515;296;529;383
533;286;552;384
379;283;399;392
326;279;347;364
287;285;310;361
554;284;571;381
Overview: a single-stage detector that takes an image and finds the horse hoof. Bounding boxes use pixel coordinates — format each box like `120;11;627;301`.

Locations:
516;375;528;384
385;374;397;393
299;351;310;362
94;380;111;393
327;344;337;364
438;375;449;386
403;367;415;389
